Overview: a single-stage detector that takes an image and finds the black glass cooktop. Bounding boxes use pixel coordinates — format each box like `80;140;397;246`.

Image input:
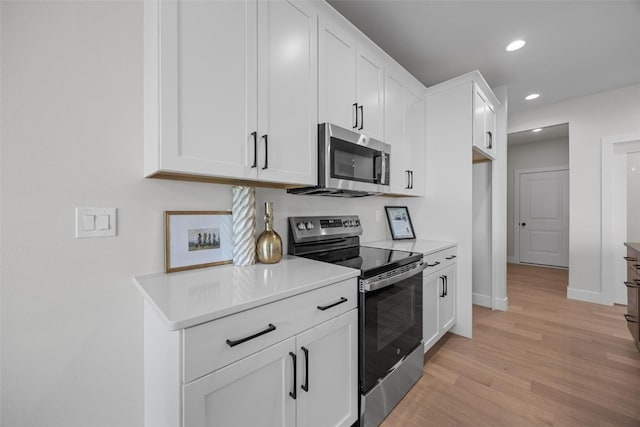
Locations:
305;245;422;279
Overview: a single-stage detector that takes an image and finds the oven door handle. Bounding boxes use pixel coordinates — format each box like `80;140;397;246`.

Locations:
360;261;426;292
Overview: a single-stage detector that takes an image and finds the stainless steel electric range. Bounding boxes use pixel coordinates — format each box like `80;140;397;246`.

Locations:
288;215;426;427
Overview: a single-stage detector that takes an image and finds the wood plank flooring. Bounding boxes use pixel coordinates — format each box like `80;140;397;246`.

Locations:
382;263;640;427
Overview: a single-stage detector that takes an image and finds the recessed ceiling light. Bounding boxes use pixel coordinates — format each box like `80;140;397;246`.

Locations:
506;40;526;52
525;93;540;101
532;128;543;133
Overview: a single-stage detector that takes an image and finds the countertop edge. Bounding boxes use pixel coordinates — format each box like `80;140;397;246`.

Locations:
133;265;360;331
624;242;640;252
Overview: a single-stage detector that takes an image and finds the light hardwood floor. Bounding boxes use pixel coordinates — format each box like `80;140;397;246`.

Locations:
382;263;640;427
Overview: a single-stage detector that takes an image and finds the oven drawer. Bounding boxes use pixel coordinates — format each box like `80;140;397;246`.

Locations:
423;247;457;274
183;277;357;383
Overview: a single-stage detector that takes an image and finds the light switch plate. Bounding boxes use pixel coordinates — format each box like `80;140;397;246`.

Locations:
76;208;116;238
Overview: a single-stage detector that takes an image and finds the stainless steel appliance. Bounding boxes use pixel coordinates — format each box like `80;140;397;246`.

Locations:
287;123;391;197
288;215;426;427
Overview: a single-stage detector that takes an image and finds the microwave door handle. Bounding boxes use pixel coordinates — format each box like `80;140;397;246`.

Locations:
380;153;386;185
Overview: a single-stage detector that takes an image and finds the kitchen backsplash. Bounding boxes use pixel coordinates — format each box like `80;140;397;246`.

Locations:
255;187;394;250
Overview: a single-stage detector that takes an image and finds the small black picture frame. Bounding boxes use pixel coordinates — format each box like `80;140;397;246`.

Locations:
384;206;416;240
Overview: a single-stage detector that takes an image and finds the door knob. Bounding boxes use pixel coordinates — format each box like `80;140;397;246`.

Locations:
520;222;526;227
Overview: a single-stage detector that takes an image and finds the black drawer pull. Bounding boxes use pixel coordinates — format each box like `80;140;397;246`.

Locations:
445;255;457;260
624;281;639;288
317;297;348;311
624;256;637;262
427;261;441;267
624;314;638;324
301;346;309;392
226;324;276;347
289;351;297;399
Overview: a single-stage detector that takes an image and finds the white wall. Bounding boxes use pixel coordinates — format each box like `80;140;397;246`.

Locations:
629;151;640;241
507;137;569;259
0;3;397;426
509;84;640;302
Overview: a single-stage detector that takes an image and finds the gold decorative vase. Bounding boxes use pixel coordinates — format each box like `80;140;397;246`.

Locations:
256;202;282;264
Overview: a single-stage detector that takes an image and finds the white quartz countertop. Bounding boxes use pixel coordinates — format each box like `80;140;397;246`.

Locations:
364;239;456;255
133;255;359;331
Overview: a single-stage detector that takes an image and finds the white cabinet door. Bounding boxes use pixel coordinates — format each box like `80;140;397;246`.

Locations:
405;85;426;196
484;102;497;158
423;271;440;352
385;71;408;194
356;46;384;140
472;85;495;160
296;310;358;427
438;264;457;333
318;17;357;130
183;337;296;427
154;0;258;180
257;0;317;186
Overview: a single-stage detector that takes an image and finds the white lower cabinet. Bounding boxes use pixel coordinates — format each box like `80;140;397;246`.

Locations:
183;310;357;427
296;311;358;427
423;247;457;352
144;278;358;427
184;337;296;427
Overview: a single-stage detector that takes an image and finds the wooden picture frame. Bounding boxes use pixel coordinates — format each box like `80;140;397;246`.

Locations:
164;211;233;273
384;206;416;240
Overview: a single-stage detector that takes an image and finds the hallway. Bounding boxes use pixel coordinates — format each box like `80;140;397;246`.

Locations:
382;263;640;426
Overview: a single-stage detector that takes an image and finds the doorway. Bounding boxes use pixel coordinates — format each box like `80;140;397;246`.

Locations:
601;133;640;305
516;168;569;267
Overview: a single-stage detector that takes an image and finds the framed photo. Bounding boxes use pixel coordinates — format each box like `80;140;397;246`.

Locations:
384;206;416;240
165;211;233;273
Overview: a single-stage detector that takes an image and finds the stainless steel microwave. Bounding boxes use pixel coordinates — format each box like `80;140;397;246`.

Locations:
288;123;391;197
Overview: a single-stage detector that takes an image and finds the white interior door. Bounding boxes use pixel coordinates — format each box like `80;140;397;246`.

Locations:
519;169;569;267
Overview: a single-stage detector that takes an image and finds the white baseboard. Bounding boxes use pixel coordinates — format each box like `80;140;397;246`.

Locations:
567;287;603;304
472;293;492;308
507;256;517;264
493;296;508;311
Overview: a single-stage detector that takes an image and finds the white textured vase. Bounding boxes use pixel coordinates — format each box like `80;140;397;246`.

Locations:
232;186;256;266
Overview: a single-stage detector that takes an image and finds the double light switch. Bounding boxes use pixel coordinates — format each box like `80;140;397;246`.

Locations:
76;207;117;238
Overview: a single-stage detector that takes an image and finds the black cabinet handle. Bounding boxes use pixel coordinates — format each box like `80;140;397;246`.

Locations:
439;276;445;297
353;103;358;129
486;131;493;149
358;105;364;130
301;347;309;392
262;134;269;170
445;255;457;260
409;171;414;189
444;275;448;296
624;314;638;324
405;170;411;189
317;297;348;311
427;261;440;267
624;281;639;288
250;131;257;168
623;256;637;262
225;324;276;347
289;351;297;399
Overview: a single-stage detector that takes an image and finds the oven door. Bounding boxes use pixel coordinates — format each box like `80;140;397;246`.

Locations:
360;270;423;394
320;123;390;194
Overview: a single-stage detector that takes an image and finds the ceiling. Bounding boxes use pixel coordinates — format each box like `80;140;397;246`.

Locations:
508;123;568;146
327;0;640;114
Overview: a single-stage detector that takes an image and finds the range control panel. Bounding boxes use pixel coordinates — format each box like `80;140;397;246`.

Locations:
288;215;362;243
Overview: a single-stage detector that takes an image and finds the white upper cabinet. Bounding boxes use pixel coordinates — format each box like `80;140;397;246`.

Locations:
385;64;426;196
356;46;385;140
318;21;357;130
257;0;318;185
405;84;426;196
318;15;384;140
145;0;317;186
472;84;497;160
